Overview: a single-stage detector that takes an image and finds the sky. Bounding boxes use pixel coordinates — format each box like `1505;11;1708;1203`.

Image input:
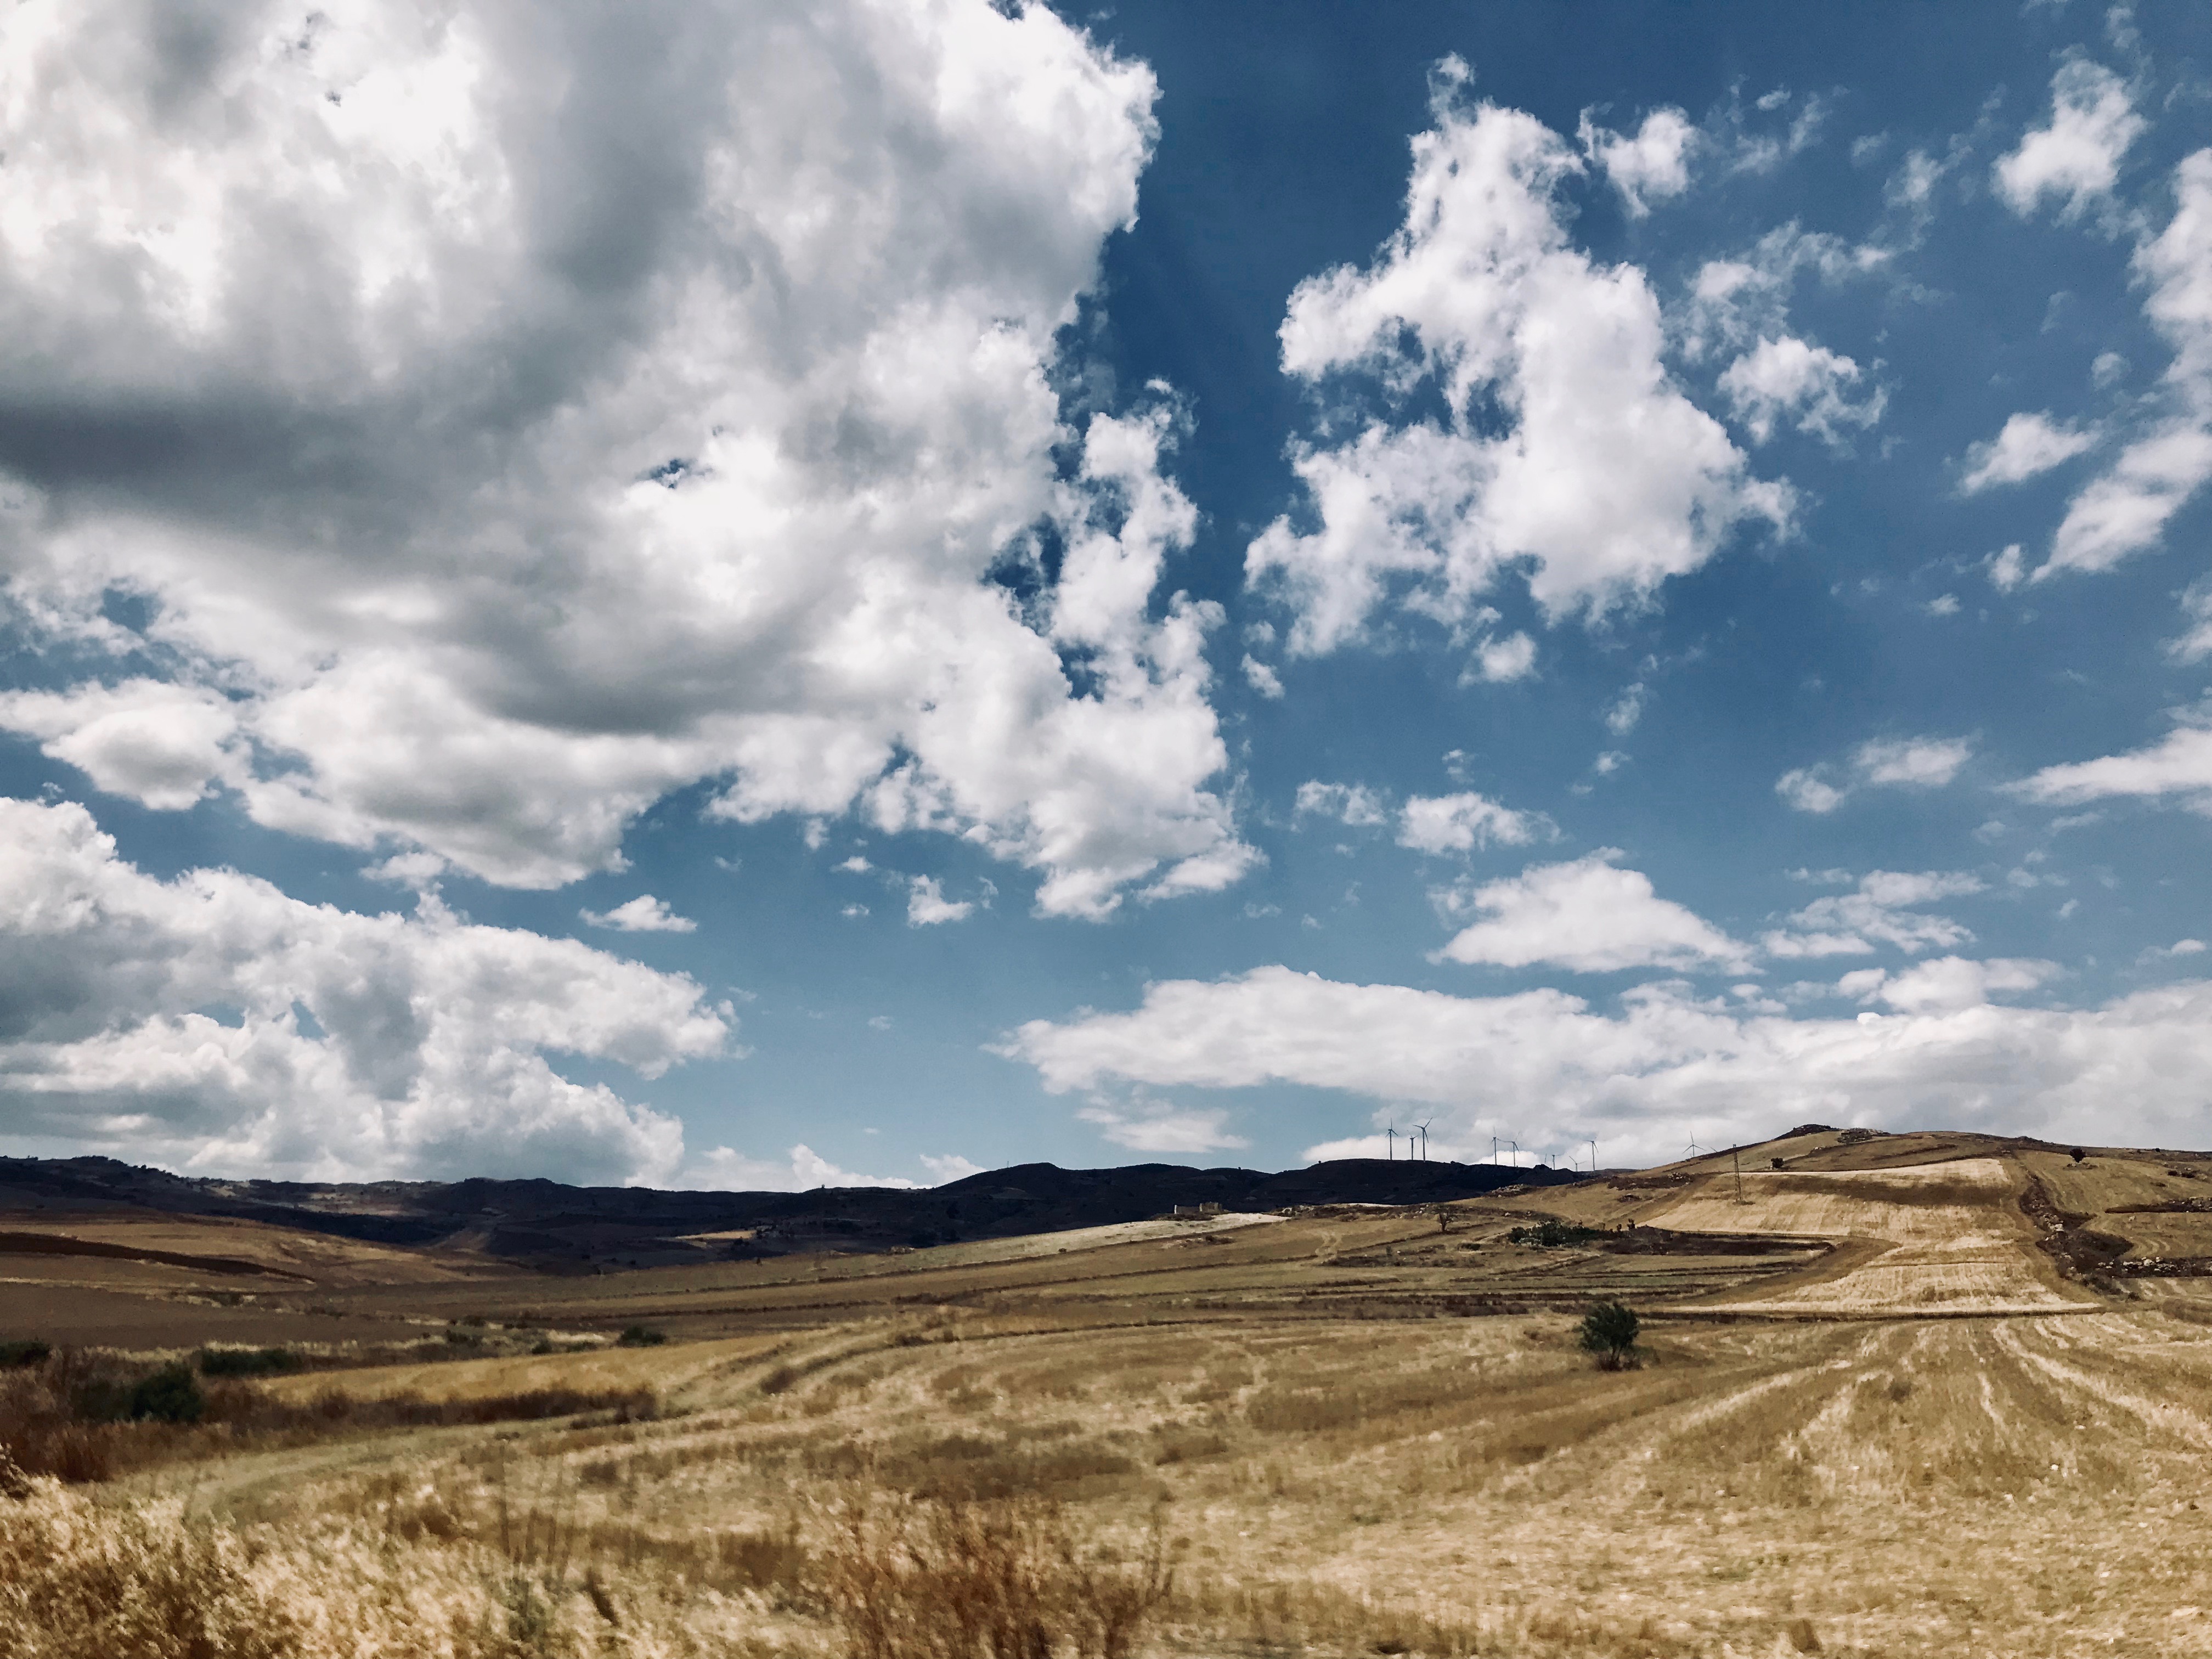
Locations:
2;0;2211;1189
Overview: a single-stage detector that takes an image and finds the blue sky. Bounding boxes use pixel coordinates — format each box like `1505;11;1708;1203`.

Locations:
2;0;2210;1187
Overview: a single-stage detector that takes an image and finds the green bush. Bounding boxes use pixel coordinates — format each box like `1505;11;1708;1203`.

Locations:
128;1363;205;1424
1509;1217;1602;1248
1577;1301;1640;1371
195;1346;299;1378
0;1340;50;1369
616;1324;668;1348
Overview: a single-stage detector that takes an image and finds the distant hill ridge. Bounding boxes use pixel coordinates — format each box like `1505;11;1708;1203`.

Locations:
0;1154;1581;1270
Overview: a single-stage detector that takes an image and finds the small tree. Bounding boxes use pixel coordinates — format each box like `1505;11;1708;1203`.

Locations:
129;1361;205;1424
2070;1147;2087;1164
1578;1300;1640;1371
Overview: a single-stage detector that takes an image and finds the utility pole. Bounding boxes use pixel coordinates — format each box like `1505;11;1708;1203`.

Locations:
1733;1146;1746;1205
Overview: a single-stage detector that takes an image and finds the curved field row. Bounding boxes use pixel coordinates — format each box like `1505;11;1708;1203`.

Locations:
1647;1158;2084;1315
151;1299;2212;1659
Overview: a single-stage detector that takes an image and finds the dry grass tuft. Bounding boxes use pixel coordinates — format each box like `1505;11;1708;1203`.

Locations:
820;1498;1170;1659
0;1476;300;1658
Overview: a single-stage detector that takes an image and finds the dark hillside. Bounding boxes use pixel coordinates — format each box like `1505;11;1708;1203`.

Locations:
0;1154;1578;1269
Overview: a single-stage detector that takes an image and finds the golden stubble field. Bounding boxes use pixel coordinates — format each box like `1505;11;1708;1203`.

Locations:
6;1127;2212;1658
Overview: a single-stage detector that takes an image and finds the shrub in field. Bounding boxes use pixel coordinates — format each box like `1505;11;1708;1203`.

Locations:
616;1325;667;1348
127;1364;204;1425
1578;1301;1641;1371
1508;1217;1602;1248
0;1344;47;1371
197;1346;300;1378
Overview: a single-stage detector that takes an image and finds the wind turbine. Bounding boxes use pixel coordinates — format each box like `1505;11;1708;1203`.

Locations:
1413;1119;1434;1161
1386;1125;1398;1161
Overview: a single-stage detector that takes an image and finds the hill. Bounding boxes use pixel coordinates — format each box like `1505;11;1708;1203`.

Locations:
0;1152;1577;1269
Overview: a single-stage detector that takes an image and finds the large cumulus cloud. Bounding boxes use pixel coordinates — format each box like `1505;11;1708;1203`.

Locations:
0;798;729;1182
1002;962;2212;1169
0;0;1249;916
1244;66;1790;661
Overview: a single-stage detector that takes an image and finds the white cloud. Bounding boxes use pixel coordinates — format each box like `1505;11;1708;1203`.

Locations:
1994;59;2143;221
1430;851;1753;973
0;798;727;1182
2046;423;2212;577
1855;735;1974;788
1577;107;1697;216
1294;781;1390;828
0;681;246;812
919;1153;985;1184
906;876;975;927
1246;92;1788;656
1001;961;2212;1168
1835;967;1888;1001
1603;683;1647;735
835;856;871;874
1469;630;1538;682
368;852;448;890
0;0;1250;920
1959;412;2097;493
1396;792;1549;855
1680;225;1892;365
1714;88;1830;178
1776;735;1974;811
2173;582;2212;662
1989;544;2028;591
1774;768;1847;814
2148;939;2209;961
1242;656;1286;699
579;894;697;934
2011;719;2212;812
2039;150;2212;580
680;1143;918;1192
1862;956;2059;1013
1762;869;1984;958
1076;1097;1248;1154
1884;148;1948;219
1718;335;1884;446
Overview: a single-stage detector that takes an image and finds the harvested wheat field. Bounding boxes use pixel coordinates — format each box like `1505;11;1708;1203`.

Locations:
6;1130;2212;1657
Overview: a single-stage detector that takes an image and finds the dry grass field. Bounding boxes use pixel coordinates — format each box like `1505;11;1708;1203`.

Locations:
6;1128;2212;1657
